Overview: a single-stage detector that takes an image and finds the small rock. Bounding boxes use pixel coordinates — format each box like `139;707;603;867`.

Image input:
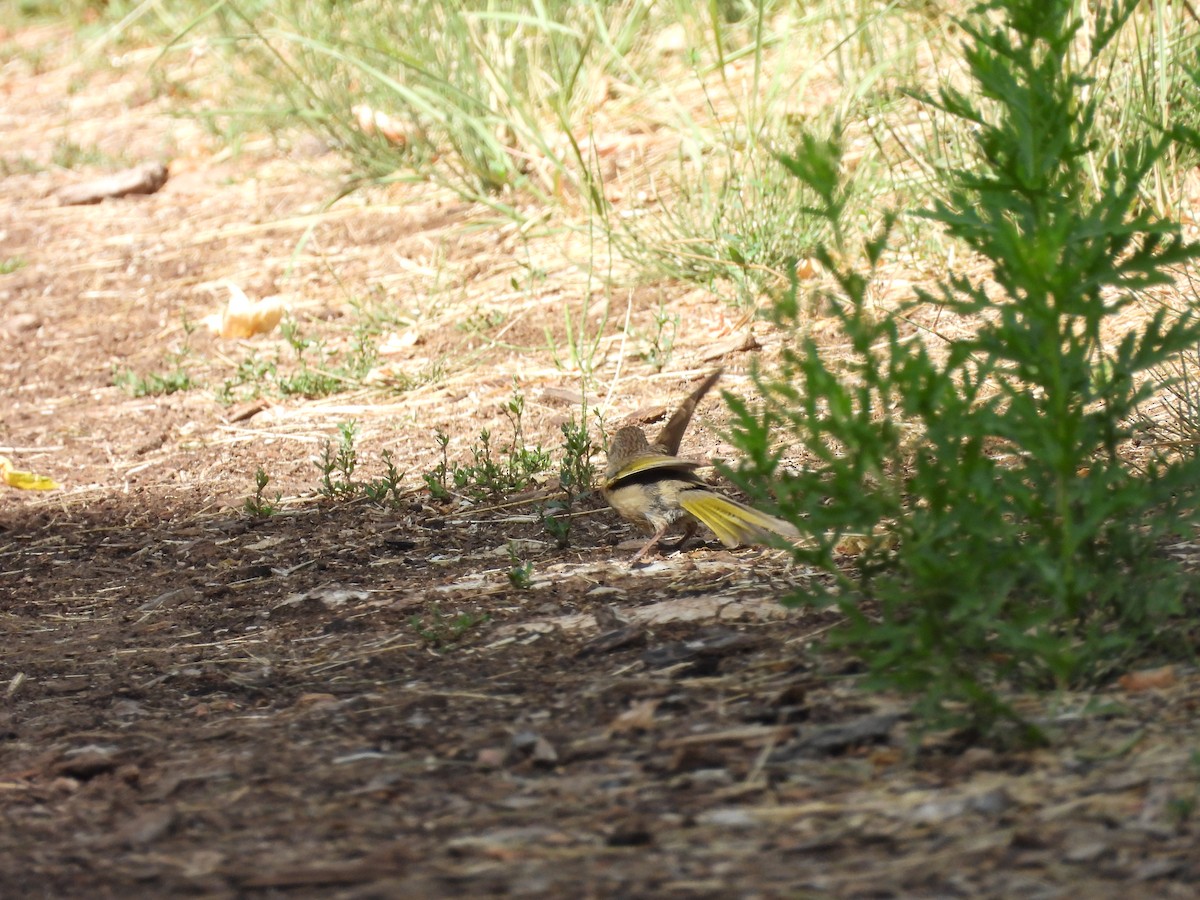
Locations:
476;747;506;768
697;808;758;828
3;312;39;334
968;787;1013;816
531;737;559;765
1064;841;1112;864
114;807;176;847
510;730;558;766
54;746;120;779
605;819;654;847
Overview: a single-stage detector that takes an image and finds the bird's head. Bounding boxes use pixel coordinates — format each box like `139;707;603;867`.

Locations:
605;425;653;479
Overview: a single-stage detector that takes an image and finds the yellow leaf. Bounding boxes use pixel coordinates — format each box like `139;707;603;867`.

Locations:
202;282;285;339
0;456;61;491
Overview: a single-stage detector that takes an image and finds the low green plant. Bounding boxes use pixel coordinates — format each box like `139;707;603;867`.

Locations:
540;506;571;546
316;420;360;500
410;603;490;648
0;155;42;177
169;0;657;205
216;352;276;404
460;307;506;333
275;319;351;398
1151;341;1200;449
560;409;598;500
244;467;281;518
637;300;680;372
346;289;409;335
541;405;599;547
216;316;394;403
360;449;404;505
728;0;1200;739
113;366;196;397
423;429;453;500
1166;750;1200;826
507;542;535;590
0;257;25;274
424;390;553;502
51;138;125;170
114;317;199;397
314;421;407;505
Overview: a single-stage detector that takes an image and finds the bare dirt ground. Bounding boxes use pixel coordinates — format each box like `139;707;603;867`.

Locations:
2;24;1199;900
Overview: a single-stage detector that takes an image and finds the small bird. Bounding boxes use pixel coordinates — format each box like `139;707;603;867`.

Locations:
603;371;799;563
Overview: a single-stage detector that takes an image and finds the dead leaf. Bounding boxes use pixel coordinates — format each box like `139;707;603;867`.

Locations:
531;737;558;765
642;629;761;671
378;329;423;355
476;747;506;768
659;725;792;749
1118;665;1176;693
113;807;176;847
295;692;338;708
608;699;660;735
509;731;559;766
352;104;410;145
203;282;285;338
539;386;588;406
655;22;687;54
779;713;902;759
701;330;760;361
1;312;39;336
0;455;59;490
836;531;898;555
224;399;270;423
239;860;400;888
446;826;574;859
277;586;369;609
56;160;168;205
605;818;654;847
624;403;668;425
53;747;120;779
577;625;643;657
365;361;430;385
795;257;819;280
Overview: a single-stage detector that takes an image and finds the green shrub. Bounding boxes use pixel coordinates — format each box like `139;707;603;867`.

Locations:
728;0;1200;738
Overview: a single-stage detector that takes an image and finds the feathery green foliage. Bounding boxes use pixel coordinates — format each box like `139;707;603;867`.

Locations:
729;0;1200;739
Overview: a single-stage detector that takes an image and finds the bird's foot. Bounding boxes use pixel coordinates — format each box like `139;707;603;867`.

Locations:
628;526;671;565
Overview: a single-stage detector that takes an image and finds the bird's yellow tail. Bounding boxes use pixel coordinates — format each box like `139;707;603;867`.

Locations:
679;489;799;548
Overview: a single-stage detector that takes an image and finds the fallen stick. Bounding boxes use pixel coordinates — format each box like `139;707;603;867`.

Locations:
56;160;169;205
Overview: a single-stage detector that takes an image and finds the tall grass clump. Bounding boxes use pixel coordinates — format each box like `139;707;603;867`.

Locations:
157;0;944;294
164;0;664;208
612;0;942;308
728;0;1200;739
1080;2;1200;215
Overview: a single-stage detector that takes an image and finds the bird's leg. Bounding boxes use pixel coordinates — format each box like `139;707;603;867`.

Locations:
674;520;699;551
630;524;671;564
661;520;698;553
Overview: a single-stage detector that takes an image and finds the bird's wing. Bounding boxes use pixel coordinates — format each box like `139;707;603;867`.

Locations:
604;454;702;489
653;368;723;456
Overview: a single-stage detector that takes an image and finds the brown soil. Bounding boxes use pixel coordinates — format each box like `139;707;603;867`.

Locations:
2;24;1198;900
